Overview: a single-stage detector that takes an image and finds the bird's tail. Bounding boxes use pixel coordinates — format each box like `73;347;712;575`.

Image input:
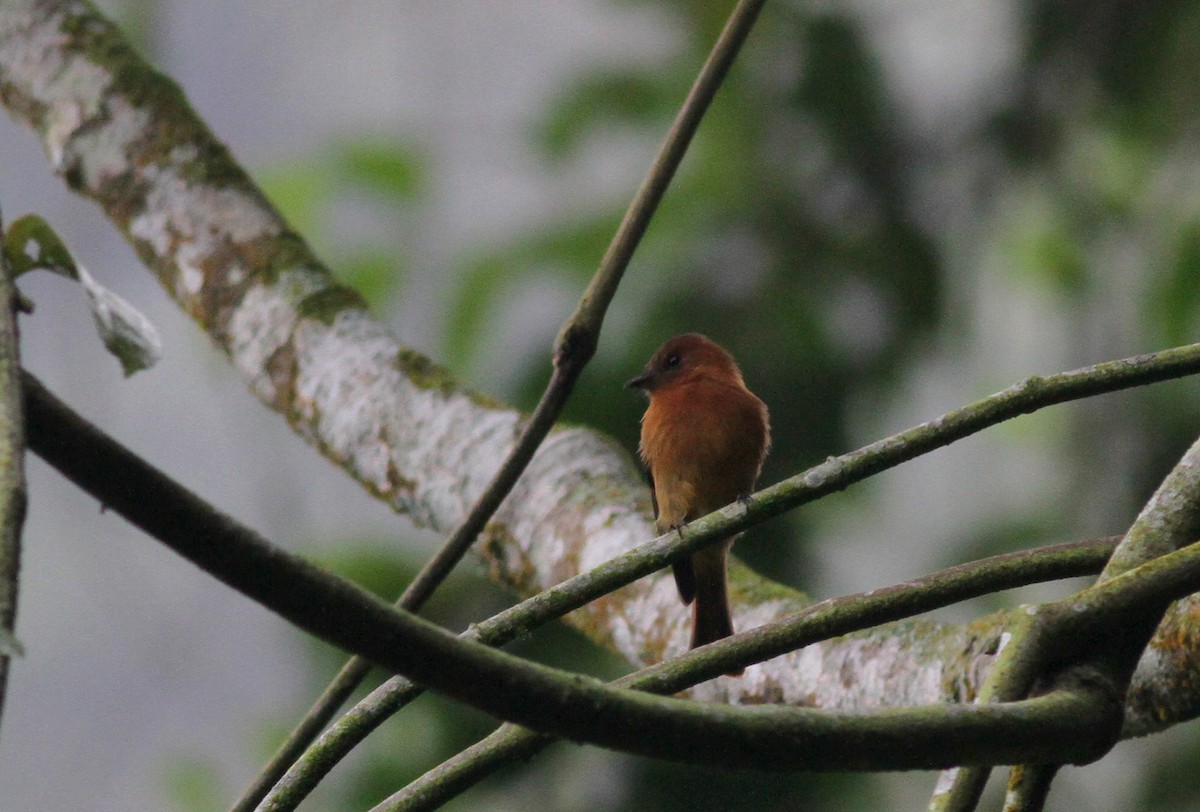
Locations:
689;541;741;676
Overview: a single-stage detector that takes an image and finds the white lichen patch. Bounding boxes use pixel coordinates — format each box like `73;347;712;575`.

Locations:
175;240;212;300
45;98;86;173
180;262;205;296
851;637;922;704
932;767;960;796
0;5;113;169
227;269;324;401
283;307;521;529
293;314;423;481
716;633;945;709
498;428;644;575
802;458;840;488
168;143;199;164
501;435;591;567
576;506;654;575
417;392;520;528
432;406;520;519
156;167;283;242
997;630;1013;655
610;574;680;659
129;164;282;303
72;97;150;188
226;265;247;287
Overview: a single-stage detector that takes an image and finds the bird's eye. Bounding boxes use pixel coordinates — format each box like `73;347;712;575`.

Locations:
665;352;681;368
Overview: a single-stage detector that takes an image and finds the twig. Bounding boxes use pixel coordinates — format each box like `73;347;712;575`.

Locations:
744;344;1200;534
1002;764;1059;812
0;207;27;733
233;1;771;808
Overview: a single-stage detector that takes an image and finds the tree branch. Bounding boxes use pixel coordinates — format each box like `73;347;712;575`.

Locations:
391;533;1200;812
1002;764;1058;812
936;433;1200;811
0;208;27;732
259;537;1118;812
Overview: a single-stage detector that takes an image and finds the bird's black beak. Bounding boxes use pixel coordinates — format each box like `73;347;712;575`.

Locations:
625;370;652;391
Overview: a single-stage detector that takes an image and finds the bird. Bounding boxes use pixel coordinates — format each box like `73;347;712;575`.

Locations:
626;333;770;672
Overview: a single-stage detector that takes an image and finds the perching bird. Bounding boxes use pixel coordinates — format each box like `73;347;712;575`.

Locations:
626;334;770;669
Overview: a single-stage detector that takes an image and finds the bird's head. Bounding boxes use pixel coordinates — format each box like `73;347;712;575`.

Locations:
625;333;743;395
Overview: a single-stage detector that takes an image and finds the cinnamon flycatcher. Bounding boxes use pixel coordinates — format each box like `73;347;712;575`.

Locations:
627;334;770;668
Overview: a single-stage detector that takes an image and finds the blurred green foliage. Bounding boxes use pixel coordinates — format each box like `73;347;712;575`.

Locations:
164;757;226;811
260;137;425;310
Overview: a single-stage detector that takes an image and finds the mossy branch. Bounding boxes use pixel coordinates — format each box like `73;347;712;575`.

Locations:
260;537;1117;811
934;434;1200;812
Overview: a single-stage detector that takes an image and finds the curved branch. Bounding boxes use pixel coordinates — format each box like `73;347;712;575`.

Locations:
18;372;1137;772
362;539;1116;812
259;537;1118;811
392;534;1200;812
937;433;1200;810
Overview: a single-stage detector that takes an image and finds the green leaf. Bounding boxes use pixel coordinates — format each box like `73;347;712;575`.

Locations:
3;214;78;278
3;214;162;375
